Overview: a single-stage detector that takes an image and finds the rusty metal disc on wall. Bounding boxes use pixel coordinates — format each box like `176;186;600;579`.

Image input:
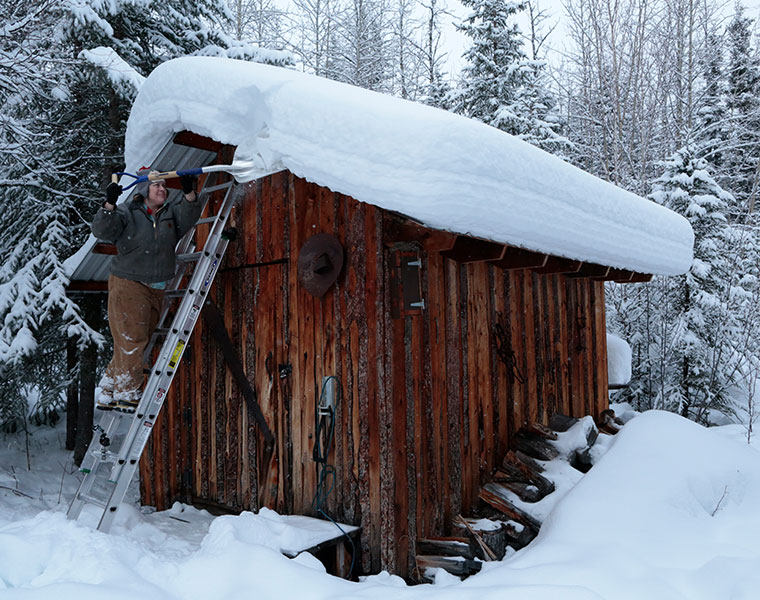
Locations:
297;233;344;297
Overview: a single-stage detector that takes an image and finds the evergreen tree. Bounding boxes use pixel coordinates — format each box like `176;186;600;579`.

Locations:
0;0;102;427
648;146;735;422
511;60;568;154
451;0;564;150
723;5;760;218
516;0;569;155
422;69;451;108
696;31;727;169
451;0;528;131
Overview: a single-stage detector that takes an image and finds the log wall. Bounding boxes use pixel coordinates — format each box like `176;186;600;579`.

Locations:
140;170;609;578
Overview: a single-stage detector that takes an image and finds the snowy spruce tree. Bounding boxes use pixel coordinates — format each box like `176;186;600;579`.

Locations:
722;5;760;218
451;0;563;150
696;31;727;170
0;0;292;440
648;146;735;422
0;0;102;429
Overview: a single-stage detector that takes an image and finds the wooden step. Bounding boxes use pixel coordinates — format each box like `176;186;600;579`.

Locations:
455;518;535;550
599;409;623;434
491;476;543;502
453;516;508;560
498;450;555;498
548;413;579;432
504;449;546;473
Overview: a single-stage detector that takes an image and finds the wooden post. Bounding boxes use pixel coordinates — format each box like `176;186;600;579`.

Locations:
73;295;103;465
73;336;96;465
66;338;78;451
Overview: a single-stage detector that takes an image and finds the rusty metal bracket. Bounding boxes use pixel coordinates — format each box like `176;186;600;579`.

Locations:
202;299;274;444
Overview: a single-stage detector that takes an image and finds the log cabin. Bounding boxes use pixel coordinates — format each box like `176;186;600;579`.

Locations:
66;57;693;578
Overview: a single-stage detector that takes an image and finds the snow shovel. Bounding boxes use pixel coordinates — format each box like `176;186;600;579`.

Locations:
115;160;258;190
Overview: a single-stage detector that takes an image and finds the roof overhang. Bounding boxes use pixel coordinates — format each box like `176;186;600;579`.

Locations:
67;130;657;292
65;133;219;290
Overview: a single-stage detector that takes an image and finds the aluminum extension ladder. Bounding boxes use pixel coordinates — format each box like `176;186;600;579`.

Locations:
67;170;241;532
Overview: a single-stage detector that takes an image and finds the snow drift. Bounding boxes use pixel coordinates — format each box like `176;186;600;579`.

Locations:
2;411;759;599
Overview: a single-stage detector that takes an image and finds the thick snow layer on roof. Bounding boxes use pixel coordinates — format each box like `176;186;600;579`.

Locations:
125;57;693;275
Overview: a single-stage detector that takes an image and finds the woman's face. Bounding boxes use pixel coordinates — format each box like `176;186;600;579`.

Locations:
147;180;167;208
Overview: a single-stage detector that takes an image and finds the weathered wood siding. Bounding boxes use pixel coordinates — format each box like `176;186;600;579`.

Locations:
140;170;609;577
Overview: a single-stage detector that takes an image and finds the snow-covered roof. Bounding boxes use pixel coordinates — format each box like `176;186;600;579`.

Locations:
121;57;692;275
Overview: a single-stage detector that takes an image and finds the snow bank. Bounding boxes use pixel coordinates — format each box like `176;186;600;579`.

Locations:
466;411;760;599
5;411;760;599
124;57;693;276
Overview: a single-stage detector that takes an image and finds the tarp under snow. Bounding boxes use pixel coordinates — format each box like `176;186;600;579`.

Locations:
124;57;693;276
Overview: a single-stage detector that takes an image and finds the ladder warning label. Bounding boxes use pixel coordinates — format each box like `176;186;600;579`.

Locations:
183;305;200;332
132;420;153;457
168;340;185;369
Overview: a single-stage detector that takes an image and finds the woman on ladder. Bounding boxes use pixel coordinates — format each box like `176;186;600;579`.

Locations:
92;168;201;412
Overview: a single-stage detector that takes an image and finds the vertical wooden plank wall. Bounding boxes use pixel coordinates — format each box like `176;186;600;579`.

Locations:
140;171;610;579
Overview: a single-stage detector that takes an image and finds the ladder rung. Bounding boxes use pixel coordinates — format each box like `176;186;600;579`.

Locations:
203;181;234;193
196;215;224;225
177;251;203;263
165;288;191;298
78;494;107;509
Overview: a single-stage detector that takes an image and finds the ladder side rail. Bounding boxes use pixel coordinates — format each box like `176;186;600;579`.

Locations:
103;179;239;495
67;410;122;519
142;173;222;359
97;222;237;530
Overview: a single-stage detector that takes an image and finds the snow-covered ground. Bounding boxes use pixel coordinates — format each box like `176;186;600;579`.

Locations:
1;408;759;599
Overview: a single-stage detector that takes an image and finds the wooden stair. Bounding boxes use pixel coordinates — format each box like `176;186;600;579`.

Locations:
414;410;624;583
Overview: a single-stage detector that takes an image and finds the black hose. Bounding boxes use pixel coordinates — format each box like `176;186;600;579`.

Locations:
311;376;356;579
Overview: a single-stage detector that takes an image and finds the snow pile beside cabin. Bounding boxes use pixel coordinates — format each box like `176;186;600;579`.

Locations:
124;57;693;276
607;333;632;386
2;411;760;599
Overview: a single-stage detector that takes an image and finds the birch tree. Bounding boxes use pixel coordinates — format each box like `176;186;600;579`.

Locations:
229;0;286;46
334;0;392;90
417;0;451;106
292;0;343;77
562;0;670;192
